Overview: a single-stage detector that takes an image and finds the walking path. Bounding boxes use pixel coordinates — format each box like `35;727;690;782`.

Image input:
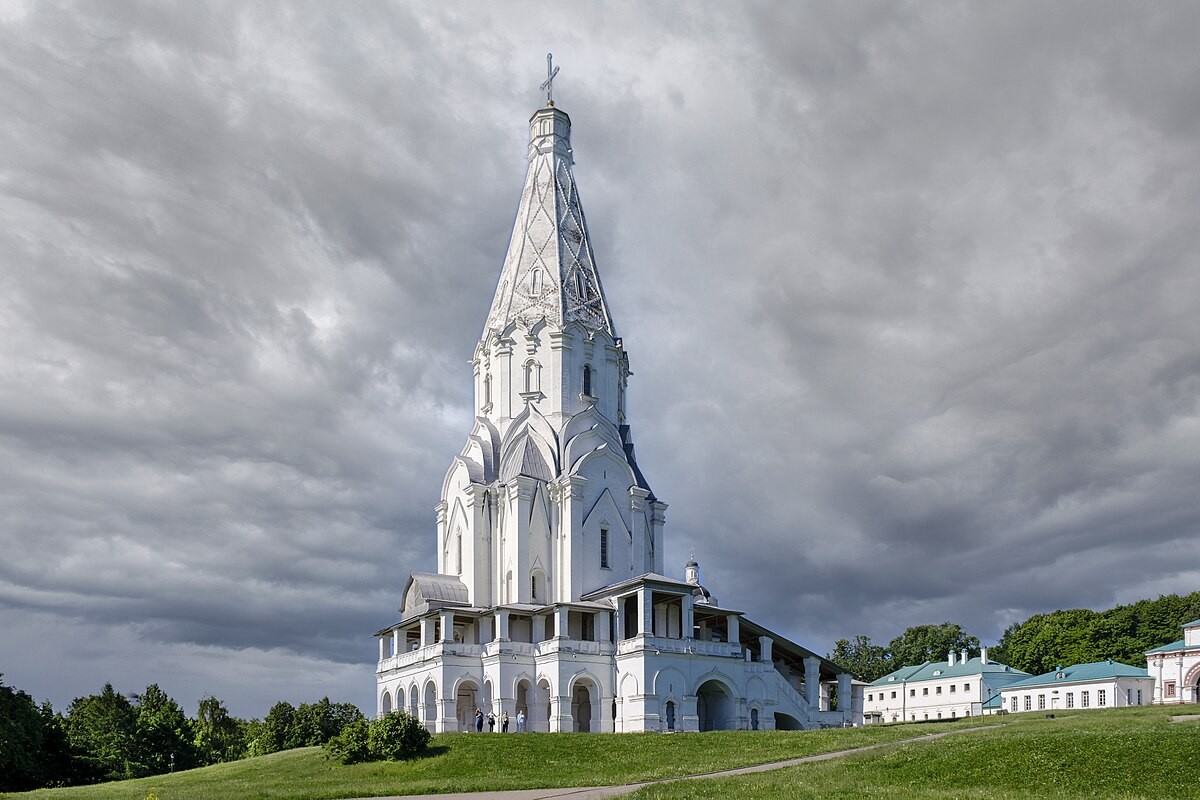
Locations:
357;725;997;800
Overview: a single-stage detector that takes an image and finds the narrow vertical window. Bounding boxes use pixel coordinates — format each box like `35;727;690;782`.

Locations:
582;364;593;396
455;533;462;575
483;374;492;406
600;528;609;569
530;574;537;600
530;268;542;294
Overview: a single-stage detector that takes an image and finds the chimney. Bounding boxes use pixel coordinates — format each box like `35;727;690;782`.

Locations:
961;648;968;664
981;646;989;665
948;650;956;666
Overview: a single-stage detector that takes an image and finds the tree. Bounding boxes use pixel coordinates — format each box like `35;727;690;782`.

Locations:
829;635;891;682
134;684;199;774
0;675;58;791
887;623;980;668
63;683;139;783
194;695;246;765
251;701;296;756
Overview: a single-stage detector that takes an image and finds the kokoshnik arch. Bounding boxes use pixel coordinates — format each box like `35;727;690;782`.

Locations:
375;67;863;733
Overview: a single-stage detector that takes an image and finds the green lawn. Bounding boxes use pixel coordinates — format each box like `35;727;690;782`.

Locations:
2;723;930;800
6;708;1195;800
631;707;1200;799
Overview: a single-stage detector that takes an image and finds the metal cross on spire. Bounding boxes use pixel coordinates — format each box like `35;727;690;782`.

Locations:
540;52;560;107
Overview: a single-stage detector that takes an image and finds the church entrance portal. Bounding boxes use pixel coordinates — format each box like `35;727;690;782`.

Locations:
456;680;480;731
571;680;596;732
696;680;734;731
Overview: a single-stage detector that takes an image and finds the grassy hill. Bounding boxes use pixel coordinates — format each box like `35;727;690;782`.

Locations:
5;707;1195;800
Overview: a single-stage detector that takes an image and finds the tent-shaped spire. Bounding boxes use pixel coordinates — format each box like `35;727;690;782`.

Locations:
483;105;615;338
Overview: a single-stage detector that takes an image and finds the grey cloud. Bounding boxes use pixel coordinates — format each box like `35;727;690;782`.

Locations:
2;2;1199;716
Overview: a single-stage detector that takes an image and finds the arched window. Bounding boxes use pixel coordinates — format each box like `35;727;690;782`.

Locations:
582;364;593;397
523;359;541;393
482;373;492;410
665;701;676;731
455;533;463;575
530;268;542;294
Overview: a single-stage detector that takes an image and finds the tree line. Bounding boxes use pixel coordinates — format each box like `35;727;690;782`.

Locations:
0;678;363;792
830;592;1200;682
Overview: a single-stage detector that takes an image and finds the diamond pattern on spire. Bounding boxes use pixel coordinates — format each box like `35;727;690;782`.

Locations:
484;108;614;338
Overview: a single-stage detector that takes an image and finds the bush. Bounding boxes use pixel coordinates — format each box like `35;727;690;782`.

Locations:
368;712;431;761
325;712;430;764
324;718;371;764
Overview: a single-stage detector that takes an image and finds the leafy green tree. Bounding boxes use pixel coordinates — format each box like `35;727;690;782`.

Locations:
250;701;295;755
134;684;199;774
64;683;140;783
194;695;246;764
887;622;980;668
829;635;891;682
0;675;63;791
291;697;365;747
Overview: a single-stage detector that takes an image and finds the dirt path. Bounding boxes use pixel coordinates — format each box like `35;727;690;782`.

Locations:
357;725;997;800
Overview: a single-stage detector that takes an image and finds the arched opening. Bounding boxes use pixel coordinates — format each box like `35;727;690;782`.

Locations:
750;707;759;730
516;679;531;722
582;364;593;397
423;681;437;731
696;680;734;731
530;569;545;603
571;679;596;733
381;690;392;715
774;712;803;730
665;700;676;732
483;680;494;715
536;678;553;733
409;684;418;717
456;680;480;732
396;686;406;714
505;570;513;603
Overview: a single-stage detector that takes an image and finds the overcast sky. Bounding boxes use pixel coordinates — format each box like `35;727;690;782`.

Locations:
2;1;1199;719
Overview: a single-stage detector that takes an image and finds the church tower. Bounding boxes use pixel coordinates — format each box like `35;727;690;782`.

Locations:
377;69;859;733
436;101;667;609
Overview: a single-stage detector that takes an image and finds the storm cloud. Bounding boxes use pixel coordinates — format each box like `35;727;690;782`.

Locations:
2;1;1198;717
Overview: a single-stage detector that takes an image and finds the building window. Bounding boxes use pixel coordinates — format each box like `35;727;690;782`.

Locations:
964;683;970;691
891;691;897;699
530;574;538;601
1024;696;1031;711
523;359;541;393
923;688;929;696
1081;691;1090;708
1066;693;1074;709
1165;681;1176;698
1037;694;1045;710
1010;697;1018;712
1098;689;1106;707
483;374;492;408
868;694;873;702
1137;689;1143;705
600;528;609;569
1126;688;1132;705
950;684;957;693
936;686;942;695
582;364;593;397
530;268;542;294
910;689;916;697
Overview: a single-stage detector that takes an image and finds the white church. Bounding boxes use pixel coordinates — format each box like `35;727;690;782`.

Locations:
375;81;862;733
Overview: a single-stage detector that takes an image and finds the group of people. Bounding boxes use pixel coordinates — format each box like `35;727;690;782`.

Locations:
472;707;527;733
